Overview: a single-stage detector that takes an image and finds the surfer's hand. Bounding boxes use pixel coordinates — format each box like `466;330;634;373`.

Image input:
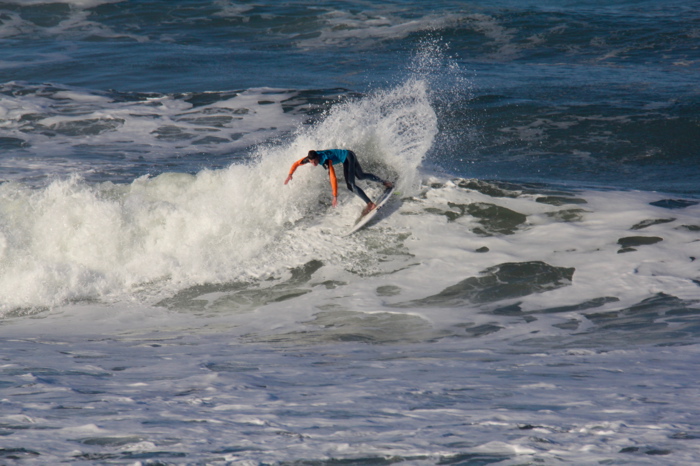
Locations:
332;196;338;207
284;175;292;184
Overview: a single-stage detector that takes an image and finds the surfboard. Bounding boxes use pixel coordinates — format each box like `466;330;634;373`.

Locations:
345;186;395;236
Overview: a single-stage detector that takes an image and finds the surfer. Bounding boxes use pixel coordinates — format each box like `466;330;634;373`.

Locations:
284;149;393;215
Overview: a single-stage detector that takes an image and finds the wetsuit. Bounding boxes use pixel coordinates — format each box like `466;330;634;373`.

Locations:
287;149;385;204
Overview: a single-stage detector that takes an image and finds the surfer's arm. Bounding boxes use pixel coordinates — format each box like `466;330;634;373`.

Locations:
328;162;338;207
284;157;307;184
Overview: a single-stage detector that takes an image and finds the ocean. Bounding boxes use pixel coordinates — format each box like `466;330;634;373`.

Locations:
1;0;699;464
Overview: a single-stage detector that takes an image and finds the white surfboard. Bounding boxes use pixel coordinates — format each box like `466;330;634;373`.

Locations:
345;186;395;236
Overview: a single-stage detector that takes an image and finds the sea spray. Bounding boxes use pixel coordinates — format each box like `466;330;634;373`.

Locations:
0;77;439;313
407;36;480;174
2;2;700;463
279;78;438;194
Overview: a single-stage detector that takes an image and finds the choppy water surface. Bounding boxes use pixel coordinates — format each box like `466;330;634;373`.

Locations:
1;0;699;464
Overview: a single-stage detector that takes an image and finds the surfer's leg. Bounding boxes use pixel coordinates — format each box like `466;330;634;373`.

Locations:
350;152;381;183
343;158;372;204
349;151;392;188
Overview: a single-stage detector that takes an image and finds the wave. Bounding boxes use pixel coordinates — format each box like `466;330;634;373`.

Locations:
0;83;340;184
163;177;700;349
5;1;695;61
0;78;437;312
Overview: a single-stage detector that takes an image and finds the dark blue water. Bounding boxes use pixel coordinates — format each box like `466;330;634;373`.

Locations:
1;0;698;194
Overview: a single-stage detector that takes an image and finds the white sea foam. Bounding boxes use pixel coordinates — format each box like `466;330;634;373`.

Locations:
0;11;34;39
213;0;254;18
1;2;699;463
0;78;438;311
0;85;305;178
297;10;462;49
0;0;145;45
2;316;698;464
1;45;699;466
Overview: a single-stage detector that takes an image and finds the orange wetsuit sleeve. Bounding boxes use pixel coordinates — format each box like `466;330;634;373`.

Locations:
288;157;307;177
328;162;338;198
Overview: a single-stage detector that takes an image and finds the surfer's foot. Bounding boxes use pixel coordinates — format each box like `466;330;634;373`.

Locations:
362;202;377;216
383;180;394;189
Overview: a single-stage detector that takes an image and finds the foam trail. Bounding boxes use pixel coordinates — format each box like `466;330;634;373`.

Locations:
0;78;437;312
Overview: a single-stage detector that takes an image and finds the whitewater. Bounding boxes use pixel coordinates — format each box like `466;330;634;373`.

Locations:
2;79;699;463
0;77;435;310
1;0;700;464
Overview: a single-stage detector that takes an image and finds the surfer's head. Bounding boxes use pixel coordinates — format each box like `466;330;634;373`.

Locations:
305;150;320;166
